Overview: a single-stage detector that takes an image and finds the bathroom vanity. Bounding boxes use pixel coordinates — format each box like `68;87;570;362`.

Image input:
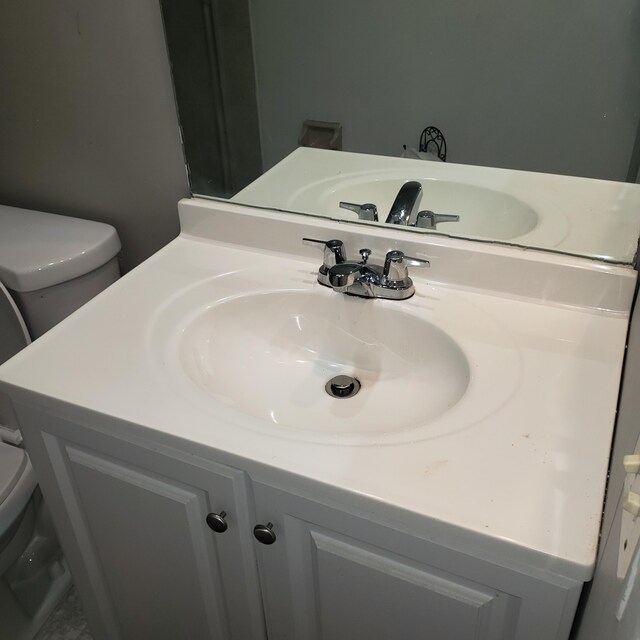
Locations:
0;197;636;640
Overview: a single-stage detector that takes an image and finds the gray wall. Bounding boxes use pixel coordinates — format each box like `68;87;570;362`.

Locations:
250;0;640;181
0;0;189;272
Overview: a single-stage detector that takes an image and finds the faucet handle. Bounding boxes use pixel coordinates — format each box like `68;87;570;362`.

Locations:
403;255;431;268
415;210;460;230
327;262;361;291
339;202;379;222
383;250;430;282
302;238;347;268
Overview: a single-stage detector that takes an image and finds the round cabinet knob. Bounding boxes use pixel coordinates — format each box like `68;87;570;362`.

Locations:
253;522;276;545
206;511;228;533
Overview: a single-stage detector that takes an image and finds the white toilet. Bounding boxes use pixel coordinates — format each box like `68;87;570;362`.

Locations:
0;204;121;639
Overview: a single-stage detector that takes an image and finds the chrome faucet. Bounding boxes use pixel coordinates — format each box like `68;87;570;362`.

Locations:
303;238;429;300
339;180;461;230
385;181;423;225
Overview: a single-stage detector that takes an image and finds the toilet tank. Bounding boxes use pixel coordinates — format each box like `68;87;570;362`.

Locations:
0;205;121;338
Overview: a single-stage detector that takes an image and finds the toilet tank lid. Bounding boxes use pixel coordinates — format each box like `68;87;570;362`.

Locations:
0;442;27;505
0;205;121;292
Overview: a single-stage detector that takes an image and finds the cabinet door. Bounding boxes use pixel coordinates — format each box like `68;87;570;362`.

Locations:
40;431;265;640
252;483;576;640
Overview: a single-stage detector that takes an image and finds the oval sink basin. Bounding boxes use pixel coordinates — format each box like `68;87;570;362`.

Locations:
149;265;522;446
179;291;470;436
288;175;539;240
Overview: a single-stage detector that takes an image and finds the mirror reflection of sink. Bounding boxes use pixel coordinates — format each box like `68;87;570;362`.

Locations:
288;176;539;240
233;148;640;262
179;291;470;435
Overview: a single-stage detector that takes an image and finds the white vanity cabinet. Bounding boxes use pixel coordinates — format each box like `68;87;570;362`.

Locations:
0;200;632;640
18;404;581;640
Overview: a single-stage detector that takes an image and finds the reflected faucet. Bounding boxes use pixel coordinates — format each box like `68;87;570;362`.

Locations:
336;180;461;231
385;181;422;225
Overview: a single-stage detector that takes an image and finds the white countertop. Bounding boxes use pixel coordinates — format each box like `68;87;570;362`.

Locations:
0;199;634;583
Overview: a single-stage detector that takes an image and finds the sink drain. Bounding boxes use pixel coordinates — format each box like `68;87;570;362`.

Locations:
325;375;361;399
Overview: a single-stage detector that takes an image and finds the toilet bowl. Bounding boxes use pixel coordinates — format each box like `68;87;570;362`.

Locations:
0;204;121;639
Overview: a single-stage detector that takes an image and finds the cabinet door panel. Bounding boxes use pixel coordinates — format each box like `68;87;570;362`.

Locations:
311;530;504;639
67;446;226;640
258;515;517;640
40;430;265;640
253;484;526;640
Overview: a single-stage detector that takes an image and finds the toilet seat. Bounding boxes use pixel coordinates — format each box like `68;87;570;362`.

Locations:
0;443;36;535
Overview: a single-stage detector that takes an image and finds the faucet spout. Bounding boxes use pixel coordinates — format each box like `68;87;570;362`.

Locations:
385;181;422;225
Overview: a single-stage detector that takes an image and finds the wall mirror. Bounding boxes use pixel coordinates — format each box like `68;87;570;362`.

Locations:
159;0;640;264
